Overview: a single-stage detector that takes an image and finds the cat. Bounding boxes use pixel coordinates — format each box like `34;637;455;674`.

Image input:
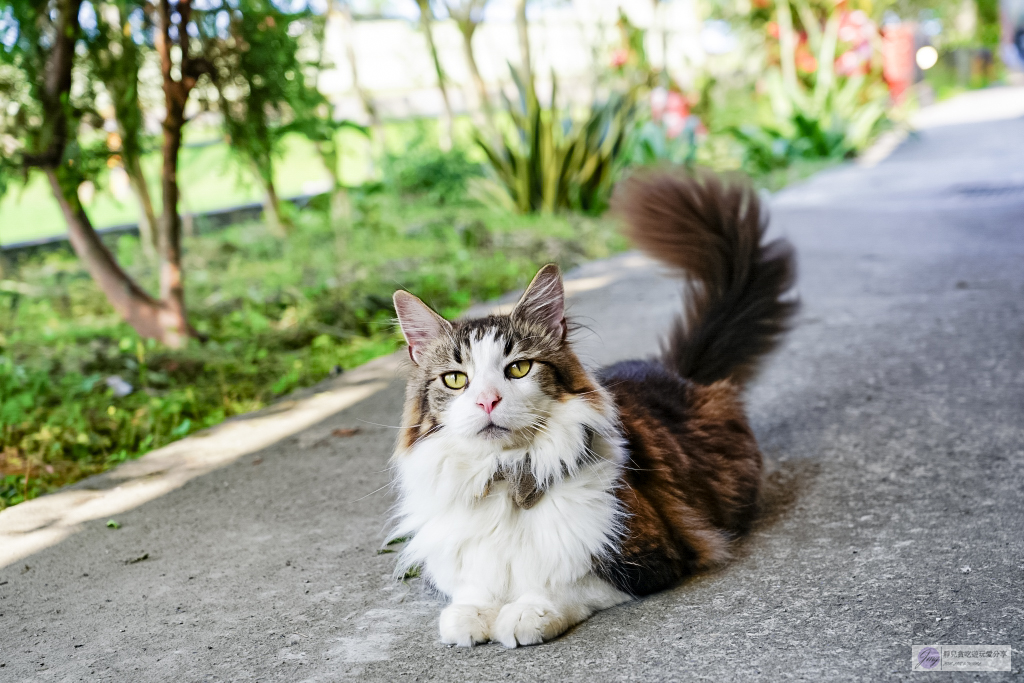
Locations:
388;170;797;648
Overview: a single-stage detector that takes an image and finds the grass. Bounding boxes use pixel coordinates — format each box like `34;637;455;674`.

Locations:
0;116;492;246
0;175;627;509
0;130;372;246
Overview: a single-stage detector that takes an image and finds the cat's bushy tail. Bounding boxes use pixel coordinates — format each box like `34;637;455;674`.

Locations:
611;169;798;387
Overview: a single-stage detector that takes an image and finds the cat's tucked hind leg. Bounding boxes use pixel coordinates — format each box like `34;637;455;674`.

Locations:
438;604;498;647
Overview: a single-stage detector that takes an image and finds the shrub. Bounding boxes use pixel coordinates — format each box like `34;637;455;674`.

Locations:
474;71;636;215
726;0;889;174
627;119;699;168
383;135;483;205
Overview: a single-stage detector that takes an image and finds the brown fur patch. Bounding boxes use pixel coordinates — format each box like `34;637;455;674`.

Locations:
596;360;762;595
611;169;798;387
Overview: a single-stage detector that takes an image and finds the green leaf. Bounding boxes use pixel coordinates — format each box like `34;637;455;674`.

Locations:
170;419;192;438
473;65;637;214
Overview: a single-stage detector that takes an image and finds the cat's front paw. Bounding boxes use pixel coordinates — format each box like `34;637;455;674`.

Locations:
493;601;569;648
439;604;496;647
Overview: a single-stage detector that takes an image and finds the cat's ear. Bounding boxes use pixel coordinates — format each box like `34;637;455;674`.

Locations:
512;263;567;340
393;290;452;365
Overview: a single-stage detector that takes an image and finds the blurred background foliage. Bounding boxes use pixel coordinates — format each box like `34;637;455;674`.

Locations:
0;169;626;507
0;0;1015;508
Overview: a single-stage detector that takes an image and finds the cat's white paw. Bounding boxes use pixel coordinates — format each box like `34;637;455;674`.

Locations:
492;602;569;648
438;604;496;647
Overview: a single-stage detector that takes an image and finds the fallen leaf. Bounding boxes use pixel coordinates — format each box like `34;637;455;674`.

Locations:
332;428;360;438
125;553;149;565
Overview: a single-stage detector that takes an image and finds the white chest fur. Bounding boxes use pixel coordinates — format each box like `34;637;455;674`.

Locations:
391;396;626;603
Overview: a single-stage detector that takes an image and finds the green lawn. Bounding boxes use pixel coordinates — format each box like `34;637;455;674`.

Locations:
0;131;373;246
0;147;628;509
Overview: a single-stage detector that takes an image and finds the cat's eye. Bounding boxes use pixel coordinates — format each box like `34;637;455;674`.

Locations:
506;360;533;379
441;371;468;389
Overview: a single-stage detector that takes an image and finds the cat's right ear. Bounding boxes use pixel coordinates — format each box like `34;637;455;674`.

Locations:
512;263;567;340
393;290;452;365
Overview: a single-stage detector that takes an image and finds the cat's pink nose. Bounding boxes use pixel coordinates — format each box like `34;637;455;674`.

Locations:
476;391;502;415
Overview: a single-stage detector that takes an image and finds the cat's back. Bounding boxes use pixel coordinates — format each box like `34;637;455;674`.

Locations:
599;360;758;457
595;359;763;595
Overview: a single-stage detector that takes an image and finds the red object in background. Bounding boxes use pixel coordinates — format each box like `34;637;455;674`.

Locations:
835;10;876;76
651;87;699;140
795;43;818;73
882;25;915;102
663;91;689;139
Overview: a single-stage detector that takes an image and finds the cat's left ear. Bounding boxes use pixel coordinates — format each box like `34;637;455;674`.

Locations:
394;290;452;365
512;263;567;340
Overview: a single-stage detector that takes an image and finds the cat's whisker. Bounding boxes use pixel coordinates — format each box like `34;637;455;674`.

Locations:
350;480;398;504
356;418;426;430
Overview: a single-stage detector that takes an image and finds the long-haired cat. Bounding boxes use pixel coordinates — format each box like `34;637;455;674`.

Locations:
388;170;797;648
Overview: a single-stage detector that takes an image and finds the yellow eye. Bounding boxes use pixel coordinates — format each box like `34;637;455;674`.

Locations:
441;371;468;389
506;360;532;379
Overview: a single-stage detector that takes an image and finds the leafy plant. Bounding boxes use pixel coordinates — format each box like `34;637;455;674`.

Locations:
474;70;636;215
383;132;482;205
726;0;889;173
0;0;211;347
730;107;859;173
627;119;699;168
206;0;328;236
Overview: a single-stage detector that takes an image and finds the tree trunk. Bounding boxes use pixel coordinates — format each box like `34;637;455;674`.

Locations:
329;183;350;267
156;101;192;348
339;5;385;157
45;168;177;342
124;154;158;261
456;20;498;138
155;0;201;348
25;0;193;347
417;0;454;151
257;168;291;237
515;0;533;88
315;139;352;228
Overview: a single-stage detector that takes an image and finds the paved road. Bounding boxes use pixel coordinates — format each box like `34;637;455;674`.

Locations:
3;96;1024;681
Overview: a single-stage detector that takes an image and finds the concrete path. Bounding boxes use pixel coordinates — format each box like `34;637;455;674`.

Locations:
3;93;1023;681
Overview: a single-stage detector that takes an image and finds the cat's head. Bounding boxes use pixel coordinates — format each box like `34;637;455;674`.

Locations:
393;264;601;452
